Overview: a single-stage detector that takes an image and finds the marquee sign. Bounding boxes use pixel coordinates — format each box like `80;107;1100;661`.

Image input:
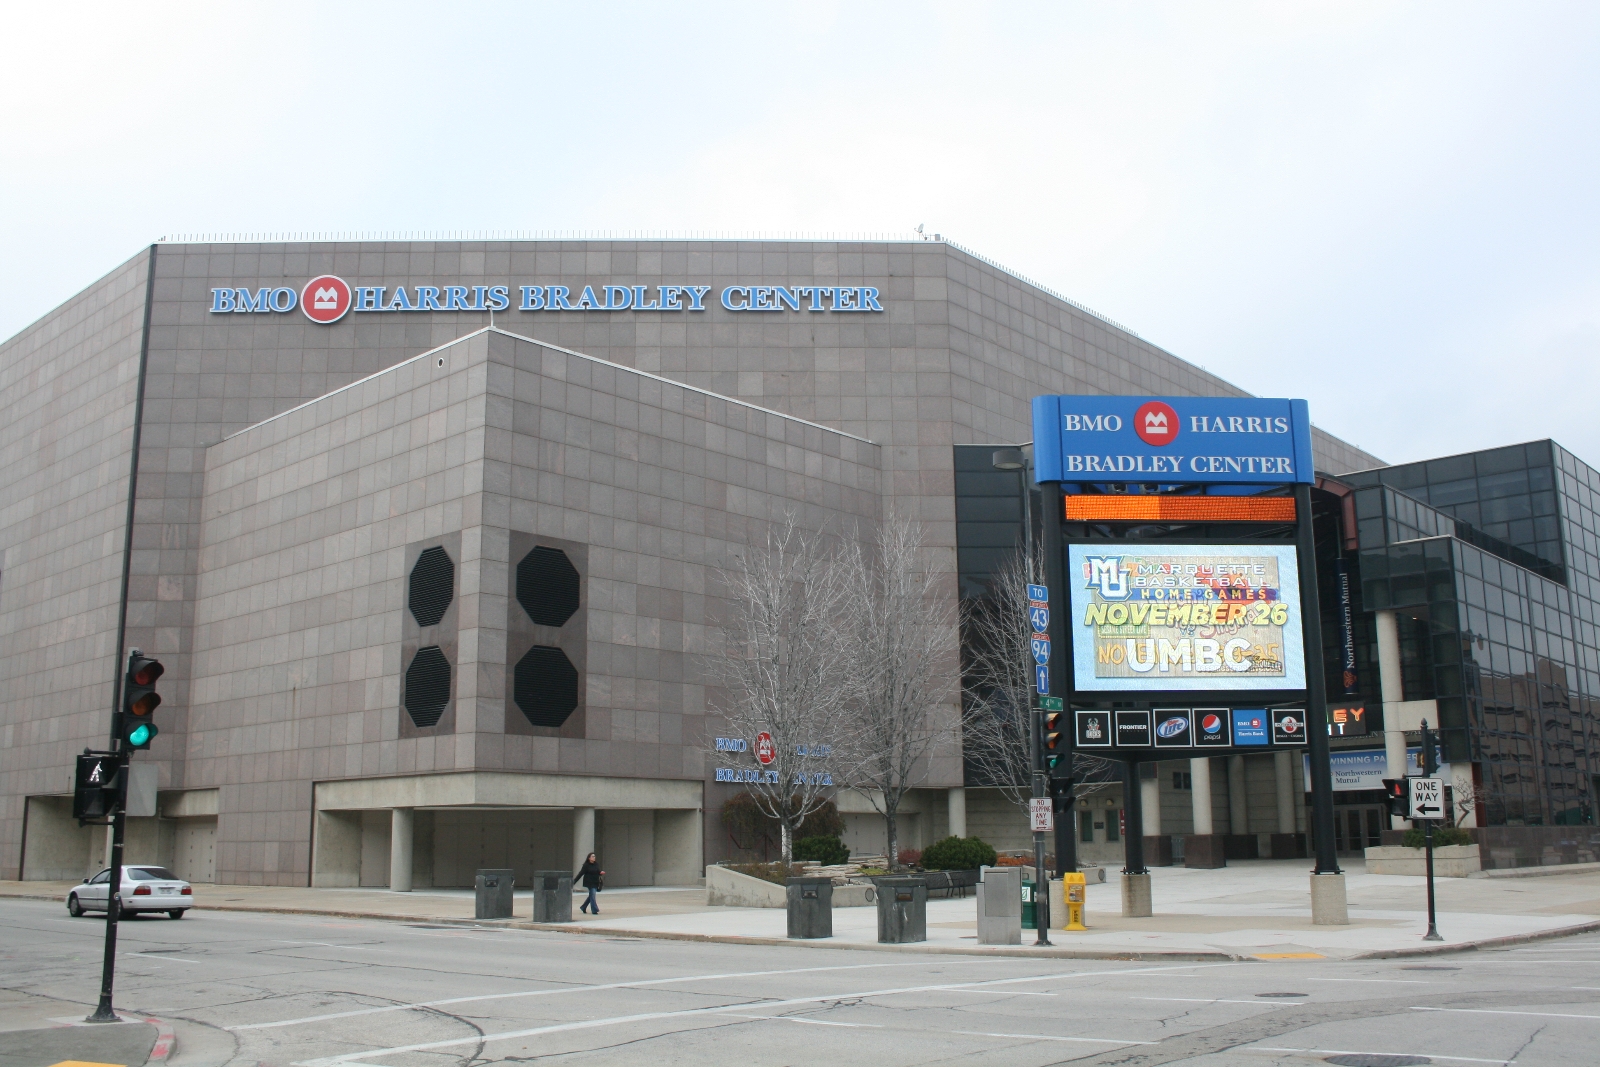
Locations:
1030;395;1316;485
210;277;886;321
1067;543;1307;693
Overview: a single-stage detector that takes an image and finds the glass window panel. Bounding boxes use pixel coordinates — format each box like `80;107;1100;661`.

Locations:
1478;470;1533;498
1533;492;1558;517
1354;487;1385;520
1429;478;1480;506
1527;465;1554;491
1507;518;1535;544
954;472;1021;497
1383;464;1429;490
1534;515;1560;539
1482;496;1534;523
955;496;1022;521
1476;446;1528;476
1526;440;1555;469
1428;455;1477;482
956;522;1024;548
1358;517;1386;548
1450;502;1482;526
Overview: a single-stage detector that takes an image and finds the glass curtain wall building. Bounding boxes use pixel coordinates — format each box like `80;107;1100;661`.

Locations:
1343;440;1599;831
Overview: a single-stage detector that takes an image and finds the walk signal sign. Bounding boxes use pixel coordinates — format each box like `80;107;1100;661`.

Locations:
73;753;119;821
1382;778;1407;818
123;653;164;750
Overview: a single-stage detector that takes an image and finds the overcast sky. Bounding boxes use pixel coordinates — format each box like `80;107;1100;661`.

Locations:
3;2;1596;467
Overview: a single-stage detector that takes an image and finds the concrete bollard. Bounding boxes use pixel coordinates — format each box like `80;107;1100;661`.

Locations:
1121;872;1153;918
1310;873;1349;925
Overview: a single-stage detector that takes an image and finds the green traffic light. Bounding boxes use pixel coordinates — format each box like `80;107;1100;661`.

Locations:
128;722;151;747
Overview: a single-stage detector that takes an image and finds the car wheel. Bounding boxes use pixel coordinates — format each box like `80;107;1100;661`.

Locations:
67;894;84;917
168;910;185;919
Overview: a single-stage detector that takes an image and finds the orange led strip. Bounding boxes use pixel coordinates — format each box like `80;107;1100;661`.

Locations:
1063;495;1297;522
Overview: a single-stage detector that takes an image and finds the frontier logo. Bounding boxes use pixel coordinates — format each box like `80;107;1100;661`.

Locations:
301;275;352;324
1134;400;1180;447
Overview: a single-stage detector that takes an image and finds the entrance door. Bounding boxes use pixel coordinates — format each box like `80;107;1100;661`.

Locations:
1334;806;1383;852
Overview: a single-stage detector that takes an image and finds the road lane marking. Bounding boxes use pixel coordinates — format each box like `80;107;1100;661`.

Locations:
954;1031;1155;1045
722;1014;882;1028
1252;1047;1510;1065
232;962;942;1030
1412;1005;1600;1021
125;952;202;963
292;962;1239;1065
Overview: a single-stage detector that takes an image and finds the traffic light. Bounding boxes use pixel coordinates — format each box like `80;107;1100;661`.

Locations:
1044;711;1069;777
1382;778;1407;818
122;652;164;750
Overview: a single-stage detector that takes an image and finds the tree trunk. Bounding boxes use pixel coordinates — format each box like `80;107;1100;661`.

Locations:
885;808;899;870
780;820;793;864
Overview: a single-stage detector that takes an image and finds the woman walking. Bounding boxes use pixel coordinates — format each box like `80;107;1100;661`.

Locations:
576;853;603;914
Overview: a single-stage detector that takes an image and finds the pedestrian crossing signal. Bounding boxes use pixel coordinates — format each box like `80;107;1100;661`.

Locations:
1382;777;1407;818
73;752;119;821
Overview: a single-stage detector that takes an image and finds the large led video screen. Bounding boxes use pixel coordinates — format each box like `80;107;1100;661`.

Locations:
1068;544;1306;692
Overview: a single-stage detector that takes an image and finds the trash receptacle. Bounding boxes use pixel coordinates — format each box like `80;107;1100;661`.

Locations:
786;876;833;939
876;877;926;944
533;870;572;922
976;866;1021;945
475;868;515;920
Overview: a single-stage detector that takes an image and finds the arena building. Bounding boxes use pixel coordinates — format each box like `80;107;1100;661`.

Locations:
2;235;1589;888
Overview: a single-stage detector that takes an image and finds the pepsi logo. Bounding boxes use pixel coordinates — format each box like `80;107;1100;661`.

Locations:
1200;713;1223;734
301;275;352;324
1156;716;1189;739
1134;400;1180;447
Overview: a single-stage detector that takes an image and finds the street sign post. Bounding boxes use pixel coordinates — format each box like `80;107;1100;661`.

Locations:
1029;797;1054;832
1417;719;1444;942
1408;777;1444;820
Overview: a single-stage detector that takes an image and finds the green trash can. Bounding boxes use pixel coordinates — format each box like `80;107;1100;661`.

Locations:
1021;878;1036;930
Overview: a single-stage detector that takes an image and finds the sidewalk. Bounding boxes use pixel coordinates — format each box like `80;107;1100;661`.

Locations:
0;988;170;1067
6;859;1599;961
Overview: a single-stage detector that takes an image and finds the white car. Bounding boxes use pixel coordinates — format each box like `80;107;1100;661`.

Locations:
68;866;193;919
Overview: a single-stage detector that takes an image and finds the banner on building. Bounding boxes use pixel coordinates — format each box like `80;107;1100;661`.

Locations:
1067;543;1307;692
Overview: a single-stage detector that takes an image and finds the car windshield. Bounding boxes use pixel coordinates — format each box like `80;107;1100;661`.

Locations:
126;867;178;881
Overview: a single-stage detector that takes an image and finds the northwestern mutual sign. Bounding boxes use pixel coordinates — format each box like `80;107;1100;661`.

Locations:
211;275;885;324
1031;395;1316;485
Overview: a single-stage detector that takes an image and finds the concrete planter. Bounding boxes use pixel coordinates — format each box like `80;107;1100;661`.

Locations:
1363;844;1482;877
705;865;877;908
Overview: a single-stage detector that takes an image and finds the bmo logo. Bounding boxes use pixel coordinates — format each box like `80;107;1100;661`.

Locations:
301;275;352;324
1134;401;1179;447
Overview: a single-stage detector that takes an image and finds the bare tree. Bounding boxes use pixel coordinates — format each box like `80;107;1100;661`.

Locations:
709;513;860;863
960;547;1117;817
840;512;958;869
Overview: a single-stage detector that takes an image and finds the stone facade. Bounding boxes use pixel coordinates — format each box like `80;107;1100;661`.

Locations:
0;238;1379;885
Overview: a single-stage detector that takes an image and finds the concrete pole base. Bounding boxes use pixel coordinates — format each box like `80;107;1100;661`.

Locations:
1121;872;1152;918
1310;872;1349;925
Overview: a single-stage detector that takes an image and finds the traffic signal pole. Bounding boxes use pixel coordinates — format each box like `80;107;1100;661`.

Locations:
86;248;157;1024
1041;479;1076;876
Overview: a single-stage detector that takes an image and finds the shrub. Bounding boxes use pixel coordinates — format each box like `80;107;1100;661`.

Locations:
726;861;803;884
1402;826;1475;848
896;848;921;868
920;835;997;871
794;835;850;865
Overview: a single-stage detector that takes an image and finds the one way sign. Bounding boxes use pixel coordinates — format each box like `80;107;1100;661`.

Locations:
1409;776;1444;820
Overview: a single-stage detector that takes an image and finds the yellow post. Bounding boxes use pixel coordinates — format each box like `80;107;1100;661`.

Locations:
1062;871;1087;931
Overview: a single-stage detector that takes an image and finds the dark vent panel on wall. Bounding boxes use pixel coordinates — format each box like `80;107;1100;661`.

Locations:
404;645;452;728
514;646;579;728
516;546;580;626
409;546;454;627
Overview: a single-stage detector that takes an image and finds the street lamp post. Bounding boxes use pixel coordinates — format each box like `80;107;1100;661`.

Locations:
993;447;1050;944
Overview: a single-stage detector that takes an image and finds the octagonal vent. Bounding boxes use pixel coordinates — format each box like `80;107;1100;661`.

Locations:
404;645;452;728
409;546;454;628
513;645;579;728
516;546;579;627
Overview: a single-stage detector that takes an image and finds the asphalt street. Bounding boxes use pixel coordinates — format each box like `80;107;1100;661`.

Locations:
1;897;1597;1066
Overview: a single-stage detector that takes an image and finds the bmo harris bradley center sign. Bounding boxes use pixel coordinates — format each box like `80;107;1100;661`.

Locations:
1032;395;1316;484
211;274;885;323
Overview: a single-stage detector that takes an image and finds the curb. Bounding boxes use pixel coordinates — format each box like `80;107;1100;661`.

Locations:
1351;917;1600;959
144;1015;176;1063
1472;860;1600;879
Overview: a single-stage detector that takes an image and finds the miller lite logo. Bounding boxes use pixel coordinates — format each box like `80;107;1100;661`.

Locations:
301;275;352;324
1134;400;1180;447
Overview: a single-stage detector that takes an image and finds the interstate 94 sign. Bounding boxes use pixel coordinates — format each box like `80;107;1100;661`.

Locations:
1068;544;1306;693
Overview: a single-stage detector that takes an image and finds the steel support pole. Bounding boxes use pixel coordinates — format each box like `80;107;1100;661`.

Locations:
1122;758;1147;875
1295;482;1341;874
1041;479;1076;875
